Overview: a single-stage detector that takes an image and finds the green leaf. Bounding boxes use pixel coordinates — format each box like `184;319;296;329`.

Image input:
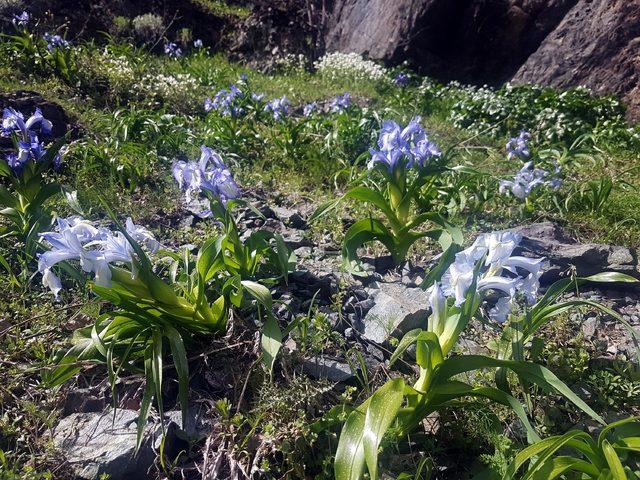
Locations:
136;349;155;454
241;280;272;309
343;186;400;230
151;330;164;434
309;198;342;224
342;217;397;276
363;378;405;480
261;313;282;377
165;325;189;428
335;409;367;480
601;440;626;480
433;356;605;425
389;329;422;366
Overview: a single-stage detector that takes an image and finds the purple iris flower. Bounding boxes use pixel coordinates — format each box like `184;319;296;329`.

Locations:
506;130;531;160
43;33;70;52
368;116;440;172
13;11;29;27
207;85;245;117
164;42;183;58
303;102;317;117
264;96;290;121
329;93;351;113
172;146;240;209
194;39;203;48
499;161;561;200
393;72;410;87
2;108;62;175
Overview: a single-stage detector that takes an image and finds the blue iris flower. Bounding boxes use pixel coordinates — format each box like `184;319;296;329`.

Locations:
393;72;409;87
329;93;351;113
164;42;183;58
172;146;240;211
368;116;440;172
506;130;531;160
193;39;203;48
303;102;317;117
2;108;62;175
43;33;70;52
264;96;290;121
13;11;29;27
206;85;246;117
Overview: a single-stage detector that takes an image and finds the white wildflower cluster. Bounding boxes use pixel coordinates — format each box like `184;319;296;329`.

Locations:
98;52;135;82
314;52;388;82
274;53;308;72
132;73;200;109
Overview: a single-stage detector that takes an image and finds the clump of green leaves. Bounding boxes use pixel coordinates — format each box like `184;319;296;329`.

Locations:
311;117;461;275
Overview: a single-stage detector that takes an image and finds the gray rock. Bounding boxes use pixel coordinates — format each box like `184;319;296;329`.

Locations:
272;206;307;229
302;356;355;383
581;317;598;338
52;409;161;480
512;222;640;283
362;282;429;344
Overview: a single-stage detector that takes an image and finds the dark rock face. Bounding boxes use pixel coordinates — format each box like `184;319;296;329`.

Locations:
512;0;640;121
324;0;577;84
324;0;640;120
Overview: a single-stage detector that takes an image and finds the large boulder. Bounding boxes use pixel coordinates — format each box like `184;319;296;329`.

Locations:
323;0;639;120
324;0;577;84
512;0;640;121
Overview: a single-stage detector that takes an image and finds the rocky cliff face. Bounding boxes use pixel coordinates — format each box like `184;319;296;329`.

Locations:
324;0;640;120
512;0;640;122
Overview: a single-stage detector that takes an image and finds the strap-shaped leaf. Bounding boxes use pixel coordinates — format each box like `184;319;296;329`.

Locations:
335;409;367;480
363;378;405;480
261;313;282;377
601;439;626;480
343;186;401;230
165;325;189;429
433;355;605;425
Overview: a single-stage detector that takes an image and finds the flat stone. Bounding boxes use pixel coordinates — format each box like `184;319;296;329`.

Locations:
52;409;161;480
512;222;640;283
362;282;430;344
302;356;355;383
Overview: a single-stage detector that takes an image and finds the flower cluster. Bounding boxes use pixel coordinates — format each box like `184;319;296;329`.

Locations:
314;52;388;82
172;146;240;213
303;101;317;117
193;39;203;48
429;231;546;323
506;130;531;160
38;216;160;299
205;84;245;117
448;82;629;144
394;72;409;87
329;92;351;113
13;10;29;27
264;95;290;121
43;33;70;51
1;107;62;175
164;42;183;58
368;116;441;172
133;73;199;108
499;162;561;200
